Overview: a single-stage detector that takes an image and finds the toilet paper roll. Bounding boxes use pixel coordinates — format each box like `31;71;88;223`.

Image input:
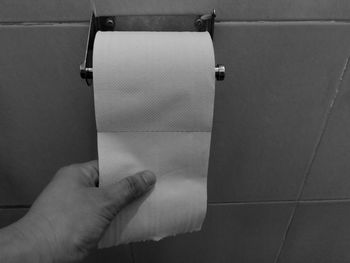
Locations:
93;31;215;247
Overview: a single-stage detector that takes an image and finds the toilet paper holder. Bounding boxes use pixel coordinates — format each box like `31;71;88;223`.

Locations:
80;10;225;85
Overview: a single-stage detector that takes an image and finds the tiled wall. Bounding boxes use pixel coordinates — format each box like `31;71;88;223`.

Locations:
1;1;350;262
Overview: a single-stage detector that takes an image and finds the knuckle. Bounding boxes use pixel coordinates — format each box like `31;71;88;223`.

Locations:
56;166;72;176
80;163;93;172
62;164;77;172
55;165;80;181
80;165;97;179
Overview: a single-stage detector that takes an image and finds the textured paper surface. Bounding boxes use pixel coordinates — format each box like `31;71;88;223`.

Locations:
93;31;215;247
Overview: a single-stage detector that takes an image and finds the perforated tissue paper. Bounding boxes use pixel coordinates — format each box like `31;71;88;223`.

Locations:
93;31;215;247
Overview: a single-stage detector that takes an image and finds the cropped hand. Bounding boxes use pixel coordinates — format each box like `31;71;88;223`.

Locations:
0;160;156;263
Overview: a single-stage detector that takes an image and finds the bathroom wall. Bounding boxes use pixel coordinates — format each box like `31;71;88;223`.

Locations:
1;1;350;262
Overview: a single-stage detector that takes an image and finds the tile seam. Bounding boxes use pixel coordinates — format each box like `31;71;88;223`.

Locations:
1;20;350;27
273;205;298;263
208;201;296;205
296;55;350;203
4;198;350;209
217;20;350;23
0;22;89;27
273;55;350;263
209;199;350;205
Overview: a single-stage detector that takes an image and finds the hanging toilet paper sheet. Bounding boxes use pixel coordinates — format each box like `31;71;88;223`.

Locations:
93;31;215;247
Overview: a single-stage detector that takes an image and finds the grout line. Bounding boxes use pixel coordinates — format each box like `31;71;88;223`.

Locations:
330;57;350;107
3;198;350;210
0;21;89;27
273;205;298;263
217;20;350;24
208;200;296;205
209;198;350;206
295;55;350;203
273;55;350;263
1;19;350;27
299;198;350;204
101;131;211;133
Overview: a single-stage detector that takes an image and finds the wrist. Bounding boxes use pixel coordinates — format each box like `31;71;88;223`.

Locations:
0;217;54;263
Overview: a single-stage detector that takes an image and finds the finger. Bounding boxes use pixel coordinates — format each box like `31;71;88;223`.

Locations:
79;160;99;186
55;160;99;187
101;170;156;216
86;160;98;171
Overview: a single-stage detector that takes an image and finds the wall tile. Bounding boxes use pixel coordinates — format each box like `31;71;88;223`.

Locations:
89;0;350;21
0;0;90;22
1;0;350;23
301;58;350;200
3;23;350;205
133;203;293;263
0;209;27;228
0;25;97;205
208;22;350;202
278;201;350;263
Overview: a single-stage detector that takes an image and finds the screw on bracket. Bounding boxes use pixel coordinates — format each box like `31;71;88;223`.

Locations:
105;17;115;28
194;18;204;30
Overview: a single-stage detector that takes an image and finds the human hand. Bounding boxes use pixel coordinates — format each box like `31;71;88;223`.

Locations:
0;161;156;263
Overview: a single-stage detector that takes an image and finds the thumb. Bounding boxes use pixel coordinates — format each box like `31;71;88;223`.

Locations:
100;170;156;218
